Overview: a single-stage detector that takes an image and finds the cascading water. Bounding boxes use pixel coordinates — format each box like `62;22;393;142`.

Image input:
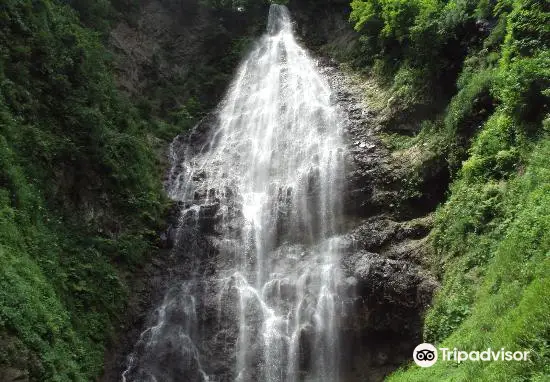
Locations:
123;5;347;381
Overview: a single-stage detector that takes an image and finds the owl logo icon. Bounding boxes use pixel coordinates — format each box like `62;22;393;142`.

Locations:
413;343;438;367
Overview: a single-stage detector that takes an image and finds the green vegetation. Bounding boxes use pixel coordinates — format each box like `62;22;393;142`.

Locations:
389;135;550;381
0;0;266;378
0;0;264;377
350;0;549;380
0;0;183;379
1;0;548;379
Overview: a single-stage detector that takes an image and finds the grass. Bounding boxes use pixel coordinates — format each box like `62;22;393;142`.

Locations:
388;137;550;381
347;1;550;381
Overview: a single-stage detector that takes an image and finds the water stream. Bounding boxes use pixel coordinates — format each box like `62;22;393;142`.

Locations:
123;5;347;381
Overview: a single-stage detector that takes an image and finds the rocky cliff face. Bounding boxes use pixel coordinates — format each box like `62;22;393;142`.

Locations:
103;2;442;381
323;60;439;380
109;0;267;114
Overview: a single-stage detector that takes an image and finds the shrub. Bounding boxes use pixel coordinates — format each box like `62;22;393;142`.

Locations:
0;0;166;378
497;51;550;126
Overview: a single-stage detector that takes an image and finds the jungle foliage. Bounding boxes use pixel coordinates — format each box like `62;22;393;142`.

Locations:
0;0;172;379
349;0;549;380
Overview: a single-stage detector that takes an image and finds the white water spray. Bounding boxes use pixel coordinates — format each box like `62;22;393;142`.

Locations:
124;5;346;381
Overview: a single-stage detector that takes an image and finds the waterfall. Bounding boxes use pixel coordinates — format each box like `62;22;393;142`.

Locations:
123;5;346;381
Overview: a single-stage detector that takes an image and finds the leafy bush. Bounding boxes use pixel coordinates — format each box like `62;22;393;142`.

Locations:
442;68;496;171
500;0;550;62
0;0;168;379
376;0;550;381
389;138;550;382
497;51;550;126
350;0;487;96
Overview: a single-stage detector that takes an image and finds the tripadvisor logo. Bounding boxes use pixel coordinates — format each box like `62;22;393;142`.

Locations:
413;343;530;368
413;343;438;367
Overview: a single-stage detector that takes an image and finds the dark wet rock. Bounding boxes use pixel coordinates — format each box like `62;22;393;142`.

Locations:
337;250;437;381
315;58;441;380
104;62;442;382
345;251;436;310
197;202;221;233
316;58;451;222
344;215;433;256
104;16;444;382
298;324;315;371
109;0;267;112
125;324;206;382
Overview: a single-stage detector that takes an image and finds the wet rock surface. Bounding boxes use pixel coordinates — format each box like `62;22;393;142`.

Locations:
103;25;441;382
109;0;267;109
322;58;439;380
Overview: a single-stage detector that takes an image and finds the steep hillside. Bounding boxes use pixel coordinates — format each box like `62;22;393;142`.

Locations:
341;0;550;380
293;0;549;379
0;0;263;380
0;0;547;380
